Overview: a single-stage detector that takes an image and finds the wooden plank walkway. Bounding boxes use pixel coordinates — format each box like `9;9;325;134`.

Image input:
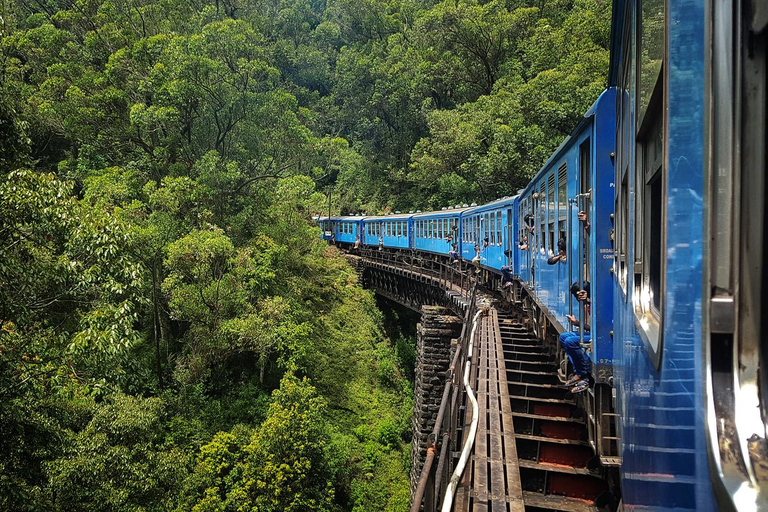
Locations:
455;309;525;512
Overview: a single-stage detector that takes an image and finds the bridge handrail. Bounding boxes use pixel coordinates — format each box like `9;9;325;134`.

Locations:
410;283;479;512
357;247;474;299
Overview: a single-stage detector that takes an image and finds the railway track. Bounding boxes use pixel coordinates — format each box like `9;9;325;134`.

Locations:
497;310;609;512
454;307;610;512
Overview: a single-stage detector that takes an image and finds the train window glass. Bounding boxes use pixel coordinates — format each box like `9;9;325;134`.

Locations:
638;0;664;122
615;13;633;295
644;116;664;313
497;212;502;246
634;69;664;352
490;213;496;244
620;172;629;288
485;214;490;242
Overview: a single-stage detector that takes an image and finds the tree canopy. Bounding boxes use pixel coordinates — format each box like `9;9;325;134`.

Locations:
0;0;610;509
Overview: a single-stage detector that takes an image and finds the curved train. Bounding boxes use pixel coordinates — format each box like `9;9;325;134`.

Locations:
317;0;767;510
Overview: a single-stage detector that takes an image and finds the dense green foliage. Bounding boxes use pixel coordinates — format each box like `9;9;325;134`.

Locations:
0;0;609;509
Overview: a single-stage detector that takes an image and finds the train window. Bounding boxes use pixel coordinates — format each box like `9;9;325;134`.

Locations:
557;164;568;245
633;0;665;353
490;213;496;244
496;212;502;246
539;182;546;251
485;214;490;242
638;0;664;123
547;173;556;254
615;12;633;295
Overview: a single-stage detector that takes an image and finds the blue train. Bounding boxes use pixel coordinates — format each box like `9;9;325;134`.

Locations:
317;0;768;509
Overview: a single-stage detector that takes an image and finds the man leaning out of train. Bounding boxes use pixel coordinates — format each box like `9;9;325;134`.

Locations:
561;281;591;393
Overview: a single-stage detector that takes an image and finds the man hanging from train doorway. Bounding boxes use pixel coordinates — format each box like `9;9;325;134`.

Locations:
560;207;593;393
561;281;591;393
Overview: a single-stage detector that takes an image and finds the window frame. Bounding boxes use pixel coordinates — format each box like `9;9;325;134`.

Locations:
632;0;667;364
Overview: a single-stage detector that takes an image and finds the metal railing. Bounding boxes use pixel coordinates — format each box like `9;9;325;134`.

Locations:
410;284;480;512
357;247;476;300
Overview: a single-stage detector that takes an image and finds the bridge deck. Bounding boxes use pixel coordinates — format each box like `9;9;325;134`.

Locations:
454;308;604;512
455;309;524;512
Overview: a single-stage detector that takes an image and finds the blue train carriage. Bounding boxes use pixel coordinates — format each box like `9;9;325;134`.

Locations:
515;88;616;358
460;196;519;273
315;216;333;242
361;213;413;249
412;207;467;256
329;215;365;246
609;0;768;510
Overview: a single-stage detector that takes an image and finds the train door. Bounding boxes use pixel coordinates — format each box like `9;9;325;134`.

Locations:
506;208;514;267
579;138;592;288
705;5;768;507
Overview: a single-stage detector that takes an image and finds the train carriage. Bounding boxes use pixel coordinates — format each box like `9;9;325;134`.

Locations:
362;213;413;249
610;0;767;510
515;88;616;387
326;215;365;246
412;208;468;256
460;197;519;273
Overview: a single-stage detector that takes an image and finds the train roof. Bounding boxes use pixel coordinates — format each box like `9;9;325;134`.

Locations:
364;212;415;221
519;88;614;197
412;206;472;219
324;215;367;221
463;195;519;214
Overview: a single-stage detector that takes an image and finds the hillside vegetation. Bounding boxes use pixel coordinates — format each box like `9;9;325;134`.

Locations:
0;0;610;510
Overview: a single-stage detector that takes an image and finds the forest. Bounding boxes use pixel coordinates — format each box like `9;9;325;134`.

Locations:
0;0;610;510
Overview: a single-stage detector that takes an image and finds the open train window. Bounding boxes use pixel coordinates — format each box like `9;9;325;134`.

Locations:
633;0;665;358
539;182;546;252
547;173;556;254
557;165;567;247
614;5;633;296
496;211;502;246
579;139;591;279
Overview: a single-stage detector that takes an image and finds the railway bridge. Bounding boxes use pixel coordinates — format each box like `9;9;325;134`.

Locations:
345;247;617;512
